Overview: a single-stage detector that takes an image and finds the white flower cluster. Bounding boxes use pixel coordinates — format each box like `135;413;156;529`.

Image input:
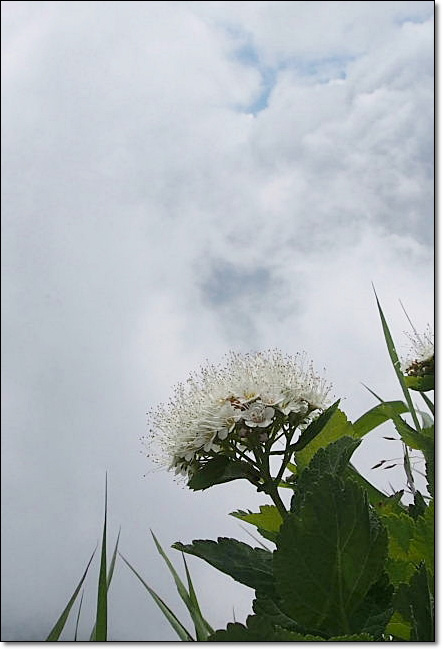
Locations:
402;325;434;375
146;350;333;477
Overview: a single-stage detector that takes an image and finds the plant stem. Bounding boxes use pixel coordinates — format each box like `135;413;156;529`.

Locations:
265;483;288;519
253;448;289;519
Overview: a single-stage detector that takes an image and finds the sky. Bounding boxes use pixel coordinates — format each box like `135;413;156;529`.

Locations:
1;0;434;642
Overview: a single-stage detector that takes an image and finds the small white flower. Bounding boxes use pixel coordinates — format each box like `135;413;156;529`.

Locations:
280;397;309;416
242;403;275;428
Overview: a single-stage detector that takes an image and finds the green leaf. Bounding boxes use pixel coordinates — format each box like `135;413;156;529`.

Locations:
290;400;340;455
172;538;274;596
383;512;416;556
421;426;434;497
90;528;121;640
294;409;356;472
208;615;325;641
74;590;84;642
252;592;303;633
106;527;121;589
373;289;421;432
382;501;434;586
349;571;393;639
410;501;434;579
150;531;211;641
405;375;434;392
187;456;260;491
208;615;375;641
385;610;411;640
307;436;360;476
409;564;434;641
182;553;214;637
230;505;283;544
395;564;434;641
291;437;361;515
352;401;408;438
328;634;374;641
46;548;96;641
119;553;194;641
274;474;388;637
344;464;404;515
94;477;108;641
388;412;427;451
408;491;427;519
420;391;434;415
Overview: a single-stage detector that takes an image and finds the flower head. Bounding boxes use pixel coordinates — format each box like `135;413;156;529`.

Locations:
402;325;434;377
145;349;333;478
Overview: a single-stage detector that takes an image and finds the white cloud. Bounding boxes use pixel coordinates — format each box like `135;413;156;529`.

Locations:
2;0;434;640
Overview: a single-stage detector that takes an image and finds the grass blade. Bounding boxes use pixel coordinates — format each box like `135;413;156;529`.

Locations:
46;547;96;641
74;590;85;641
373;287;421;432
119;553;194;641
106;526;121;589
150;530;210;640
238;523;272;550
182;553;214;636
94;475;108;641
420;392;434;416
90;527;121;640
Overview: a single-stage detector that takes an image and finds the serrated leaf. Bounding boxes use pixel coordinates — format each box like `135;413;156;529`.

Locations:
230;505;283;535
382;502;434;587
294;409;356;472
410;501;434;579
274;475;388;637
208;615;325;641
308;436;361;475
394;564;434;641
172;538;274;595
291;438;362;515
349;572;393;639
352;401;408;438
382;512;416;556
252;592;303;633
187;456;260;491
409;564;434;641
329;633;375;640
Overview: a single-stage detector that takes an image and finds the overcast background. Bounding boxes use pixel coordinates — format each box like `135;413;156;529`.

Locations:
1;0;434;642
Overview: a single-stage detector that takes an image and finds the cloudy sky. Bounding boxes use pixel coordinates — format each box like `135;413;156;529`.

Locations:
1;0;434;642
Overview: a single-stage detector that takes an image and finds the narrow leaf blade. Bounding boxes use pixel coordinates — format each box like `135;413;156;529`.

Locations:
119;553;194;641
46;548;96;641
352;401;408;438
94;476;108;641
151;531;209;640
